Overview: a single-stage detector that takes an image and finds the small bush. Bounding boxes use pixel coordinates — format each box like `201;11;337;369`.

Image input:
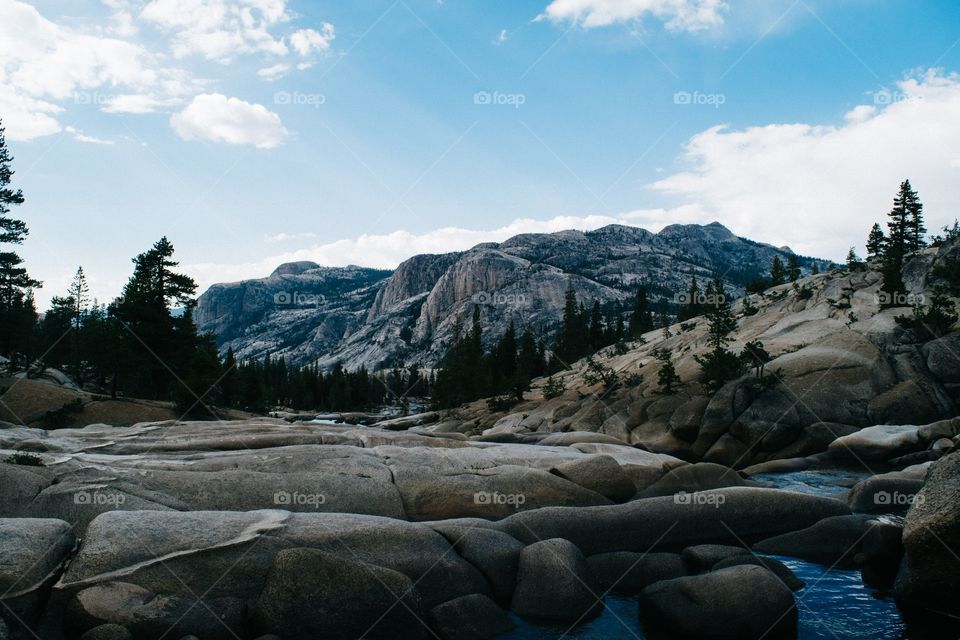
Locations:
543;376;565;399
486;395;518;412
4;452;44;467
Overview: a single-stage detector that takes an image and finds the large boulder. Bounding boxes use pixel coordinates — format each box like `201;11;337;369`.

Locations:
55;509;491;626
827;424;922;462
251;548;427;640
510;539;602;623
712;555;805;591
637;462;754;498
428;594;514;640
681;544;751;573
753;514;875;567
494;488;850;555
639;565;797;640
0;518;76;633
847;472;925;515
549;455;637;502
65;582;244;640
894;451;960;623
79;624;133;640
585;552;686;594
432;525;524;604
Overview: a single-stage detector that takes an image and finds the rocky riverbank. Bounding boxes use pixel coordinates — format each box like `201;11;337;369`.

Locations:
1;420;958;639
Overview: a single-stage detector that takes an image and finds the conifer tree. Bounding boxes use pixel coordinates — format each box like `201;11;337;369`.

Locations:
881;181;920;304
866;223;885;260
786;255;801;282
628;286;653;338
0;119;41;361
770;257;786;286
695;277;741;391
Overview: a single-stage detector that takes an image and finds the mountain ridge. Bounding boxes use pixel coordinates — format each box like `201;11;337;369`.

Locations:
195;222;822;370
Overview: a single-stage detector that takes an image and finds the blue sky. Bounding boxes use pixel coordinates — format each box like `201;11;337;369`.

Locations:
2;0;960;307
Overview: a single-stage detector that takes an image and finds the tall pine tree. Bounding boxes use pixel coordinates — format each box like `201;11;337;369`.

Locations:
0;119;41;362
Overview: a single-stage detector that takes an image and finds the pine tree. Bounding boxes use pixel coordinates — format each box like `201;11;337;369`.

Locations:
786;255;801;282
654;348;681;394
846;247;864;271
678;274;701;320
881;181;917;304
0;119;41;361
111;237;199;400
695;277;741;391
866;223;885;260
588;300;604;351
740;340;771;381
904;181;927;252
770;257;786;286
65;267;90;383
628;286;653;338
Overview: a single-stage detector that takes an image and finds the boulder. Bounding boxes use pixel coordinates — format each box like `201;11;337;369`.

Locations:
57;510;490;616
585;552;686;594
389;463;612;521
917;417;960;442
432;525;524;603
753;514;875;567
79;624;133;640
894;451;960;622
847;473;924;515
251;548;428;640
827;424;921;462
637;462;754;498
681;544;752;573
712;555;805;591
549;455;636;502
510;539;602;623
857;520;903;589
639;565;797;640
495;488;849;556
428;594;514;640
0;518;76;632
65;582;244;640
539;432;628;446
0;464;50;517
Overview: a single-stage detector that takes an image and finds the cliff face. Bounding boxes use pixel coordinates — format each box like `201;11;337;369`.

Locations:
196;223;817;370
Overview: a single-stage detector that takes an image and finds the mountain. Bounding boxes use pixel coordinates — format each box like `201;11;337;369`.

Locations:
196;223;822;370
452;234;960;468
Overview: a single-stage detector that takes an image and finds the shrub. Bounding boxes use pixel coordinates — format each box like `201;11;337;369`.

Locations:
4;452;44;467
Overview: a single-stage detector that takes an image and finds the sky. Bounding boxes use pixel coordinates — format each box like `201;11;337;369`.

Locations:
2;0;960;308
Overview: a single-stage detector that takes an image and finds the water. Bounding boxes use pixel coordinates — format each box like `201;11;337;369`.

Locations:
502;467;911;639
748;467;871;498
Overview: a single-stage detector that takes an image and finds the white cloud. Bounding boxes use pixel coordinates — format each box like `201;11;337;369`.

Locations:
289;24;335;56
186;213;680;291
99;93;183;114
650;69;960;259
539;0;727;31
140;0;293;61
257;63;291;80
64;126;114;145
170;93;287;148
0;0;194;139
264;231;317;243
